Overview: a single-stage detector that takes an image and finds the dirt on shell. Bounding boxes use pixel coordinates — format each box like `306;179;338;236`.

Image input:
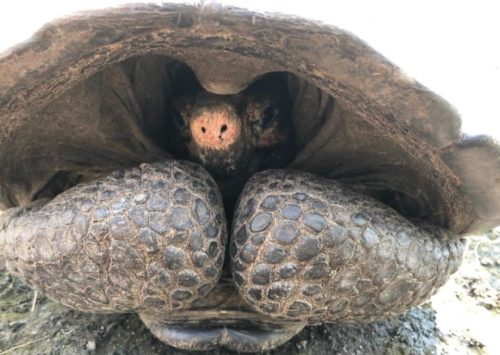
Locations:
0;232;498;355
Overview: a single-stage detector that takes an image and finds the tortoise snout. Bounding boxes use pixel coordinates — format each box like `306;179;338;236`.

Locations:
190;110;241;151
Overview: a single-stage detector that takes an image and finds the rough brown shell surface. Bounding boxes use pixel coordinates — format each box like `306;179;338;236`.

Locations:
0;3;498;235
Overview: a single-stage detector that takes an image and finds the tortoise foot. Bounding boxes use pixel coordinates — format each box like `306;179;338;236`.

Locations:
0;160;227;313
231;169;466;323
0;164;468;352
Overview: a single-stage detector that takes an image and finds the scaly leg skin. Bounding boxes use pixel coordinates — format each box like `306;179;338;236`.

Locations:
231;169;466;324
0;160;227;314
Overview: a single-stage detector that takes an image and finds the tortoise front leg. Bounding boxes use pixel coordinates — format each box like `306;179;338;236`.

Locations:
0;161;226;314
230;169;465;323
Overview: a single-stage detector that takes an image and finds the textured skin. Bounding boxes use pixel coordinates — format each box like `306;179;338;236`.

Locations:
231;170;466;323
0;162;467;350
0;160;227;313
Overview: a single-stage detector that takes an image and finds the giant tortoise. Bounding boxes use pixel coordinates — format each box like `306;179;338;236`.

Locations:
0;2;499;352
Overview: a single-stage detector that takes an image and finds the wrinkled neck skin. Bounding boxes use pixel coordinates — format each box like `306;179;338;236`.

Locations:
169;75;297;203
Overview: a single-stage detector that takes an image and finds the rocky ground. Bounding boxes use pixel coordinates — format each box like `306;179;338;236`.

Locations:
0;230;498;355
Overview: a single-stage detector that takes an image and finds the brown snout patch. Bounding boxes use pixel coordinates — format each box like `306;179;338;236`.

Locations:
190;110;241;150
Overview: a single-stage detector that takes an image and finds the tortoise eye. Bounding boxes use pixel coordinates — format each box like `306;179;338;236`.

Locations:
259;106;279;129
173;109;186;128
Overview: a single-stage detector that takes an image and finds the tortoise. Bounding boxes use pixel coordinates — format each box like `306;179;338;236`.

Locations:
0;2;499;352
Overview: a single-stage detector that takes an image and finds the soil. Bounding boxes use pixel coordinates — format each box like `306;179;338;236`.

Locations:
1;231;498;355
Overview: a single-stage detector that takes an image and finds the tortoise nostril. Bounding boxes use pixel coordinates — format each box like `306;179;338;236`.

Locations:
191;114;240;149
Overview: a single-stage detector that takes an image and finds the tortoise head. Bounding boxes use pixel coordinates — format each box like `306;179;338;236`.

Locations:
171;74;296;180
